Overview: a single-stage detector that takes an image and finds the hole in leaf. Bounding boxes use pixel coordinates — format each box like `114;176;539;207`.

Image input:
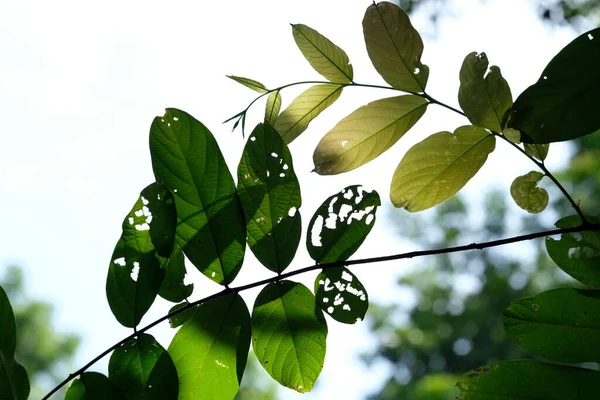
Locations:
311;216;324;247
288;207;297;217
414;67;420;74
113;257;126;266
324;213;338;229
341;140;348;147
131;262;140;281
270;152;278;158
128;217;135;225
283;164;289;170
141;196;149;206
173;116;179;121
279;172;285;178
250;136;256;141
589;33;594;40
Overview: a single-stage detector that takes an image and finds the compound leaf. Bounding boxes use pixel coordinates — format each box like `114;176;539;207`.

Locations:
315;267;368;324
510;171;548;213
227;75;268;94
65;372;121;400
0;286;29;400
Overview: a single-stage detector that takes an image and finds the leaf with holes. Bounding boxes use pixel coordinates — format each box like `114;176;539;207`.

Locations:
0;286;29;400
265;91;282;126
65;372;121;400
315;267;368;324
237;123;302;273
505;28;600;143
546;215;600;287
150;108;246;286
167;302;197;329
168;293;251;400
504;288;600;363
390;126;495;212
274;84;343;144
227;75;268;93
292;24;353;83
109;333;178;400
313;95;428;174
458;52;512;132
363;2;429;93
307;185;380;263
524;143;549;161
158;245;193;303
510;171;548;213
252;281;327;393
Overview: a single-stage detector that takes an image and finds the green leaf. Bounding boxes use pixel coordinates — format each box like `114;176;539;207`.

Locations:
502;127;520;143
458;52;512;132
504;288;600;363
168;293;251;400
106;182;174;327
252;281;327;393
313;95;428;174
456;360;600;399
291;24;353;83
227;75;268;93
109;333;178;400
363;2;429;92
158;245;193;303
264;91;282;126
274;84;343;144
390;126;495;212
546;215;600;287
237;123;302;273
505;28;600;143
167;302;197;329
315;267;368;324
149;108;247;286
524;143;549;161
0;286;29;400
307;185;380;263
510;171;548;213
65;372;121;400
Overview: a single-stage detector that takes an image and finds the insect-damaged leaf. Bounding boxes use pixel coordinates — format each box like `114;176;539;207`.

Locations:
315;267;368;324
109;333;178;400
291;24;353;83
237;123;302;274
226;75;268;93
524;143;549;161
264;91;282;126
313;95;428;174
363;2;429;93
505;28;600;143
390;126;495;212
168;293;251;400
65;372;121;400
504;288;600;363
510;171;548;214
150;108;246;286
307;185;380;264
252;281;327;393
158;245;193;303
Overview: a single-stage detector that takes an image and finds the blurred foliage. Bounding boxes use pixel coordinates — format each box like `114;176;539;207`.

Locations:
235;350;279;400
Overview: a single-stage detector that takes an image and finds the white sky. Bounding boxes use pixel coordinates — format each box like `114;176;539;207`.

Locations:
0;0;590;398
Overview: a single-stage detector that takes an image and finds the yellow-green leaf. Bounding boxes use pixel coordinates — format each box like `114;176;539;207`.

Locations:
313;95;428;174
524;143;549;161
510;171;548;213
503;127;521;143
363;2;429;92
264;91;282;126
390;125;495;211
227;75;268;93
291;24;353;83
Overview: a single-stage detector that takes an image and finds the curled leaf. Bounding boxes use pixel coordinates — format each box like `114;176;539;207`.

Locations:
510;171;548;213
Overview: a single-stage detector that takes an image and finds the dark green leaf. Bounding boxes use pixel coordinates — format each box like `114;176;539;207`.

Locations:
167;302;197;329
237;123;302;273
315;267;368;324
252;281;327;393
510;171;548;213
149;108;247;285
65;372;121;400
227;75;268;93
158;245;193;303
524;143;549;161
264;91;282;126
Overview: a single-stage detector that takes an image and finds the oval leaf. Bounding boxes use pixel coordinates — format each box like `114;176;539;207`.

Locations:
524;143;549;161
237;123;302;273
168;293;251;400
264;91;282;126
510;171;548;213
505;28;600;143
149;108;247;286
291;24;353;83
0;286;29;400
504;288;600;363
315;267;368;324
65;372;121;400
363;2;429;92
390;125;495;212
167;302;197;329
227;75;268;94
313;95;428;174
158;245;193;303
458;52;512;132
274;84;343;144
307;185;380;263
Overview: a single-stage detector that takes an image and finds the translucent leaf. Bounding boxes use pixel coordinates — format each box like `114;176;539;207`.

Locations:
291;24;353;83
109;333;178;400
504;288;600;363
458;52;512;132
264;91;282;126
502;127;520;143
237;123;302;273
65;372;121;400
457;360;600;399
167;302;197;329
390;126;495;212
158;245;193;303
168;293;251;400
307;185;380;263
274;84;343;144
252;281;327;393
363;2;429;92
315;267;368;324
0;286;29;400
505;28;600;143
546;215;600;287
510;171;548;213
524;143;549;161
313;95;428;174
149;108;246;286
227;75;268;93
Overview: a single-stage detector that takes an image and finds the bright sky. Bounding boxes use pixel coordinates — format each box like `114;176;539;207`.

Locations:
0;0;589;398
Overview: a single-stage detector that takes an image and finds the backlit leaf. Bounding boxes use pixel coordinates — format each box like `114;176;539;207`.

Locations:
313;95;428;174
274;84;343;144
510;171;548;213
524;143;549;161
315;267;368;324
291;24;353;83
237;123;302;273
227;75;268;94
65;372;121;400
363;2;429;92
158;245;193;303
264;91;282;126
167;302;197;329
149;108;246;286
0;286;29;400
390;126;495;212
252;281;327;393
